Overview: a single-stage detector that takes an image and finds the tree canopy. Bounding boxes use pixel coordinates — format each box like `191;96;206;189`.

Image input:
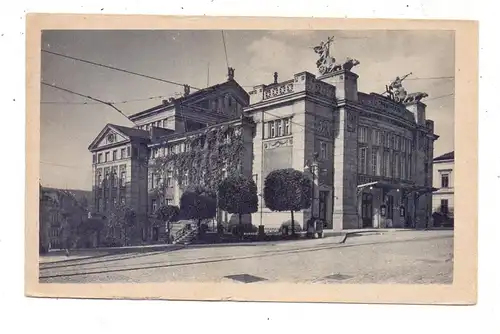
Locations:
218;174;258;216
156;205;180;223
180;186;217;223
264;168;312;212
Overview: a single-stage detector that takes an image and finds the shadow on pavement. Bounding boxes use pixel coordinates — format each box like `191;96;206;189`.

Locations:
39;234;451;280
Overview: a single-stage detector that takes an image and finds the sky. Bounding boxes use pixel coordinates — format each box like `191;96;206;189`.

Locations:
41;30;455;191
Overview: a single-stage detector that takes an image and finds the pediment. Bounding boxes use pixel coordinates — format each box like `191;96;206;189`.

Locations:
88;125;130;151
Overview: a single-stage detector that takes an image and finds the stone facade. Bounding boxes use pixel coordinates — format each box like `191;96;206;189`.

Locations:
88;66;439;237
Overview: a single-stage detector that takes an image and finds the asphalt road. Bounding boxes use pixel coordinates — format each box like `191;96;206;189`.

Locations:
39;230;453;284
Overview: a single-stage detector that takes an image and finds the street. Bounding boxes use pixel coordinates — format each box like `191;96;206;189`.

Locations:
39;230;453;284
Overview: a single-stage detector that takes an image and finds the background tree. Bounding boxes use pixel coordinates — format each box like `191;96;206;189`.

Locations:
156;205;180;243
218;174;258;237
180;185;216;236
263;168;313;235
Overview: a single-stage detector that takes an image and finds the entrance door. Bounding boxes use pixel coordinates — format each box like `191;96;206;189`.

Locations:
361;193;373;228
152;226;159;242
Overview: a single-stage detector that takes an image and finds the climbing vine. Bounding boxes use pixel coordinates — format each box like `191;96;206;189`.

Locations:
149;124;247;199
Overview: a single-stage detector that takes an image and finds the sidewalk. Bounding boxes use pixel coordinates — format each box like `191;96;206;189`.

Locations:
41;227;452;258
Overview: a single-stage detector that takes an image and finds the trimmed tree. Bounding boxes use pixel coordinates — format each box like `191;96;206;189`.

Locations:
156;205;180;243
180;186;217;236
218;174;258;237
263;168;313;236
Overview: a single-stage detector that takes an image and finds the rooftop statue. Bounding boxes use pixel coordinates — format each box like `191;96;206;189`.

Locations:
312;36;360;75
384;72;428;104
385;72;411;103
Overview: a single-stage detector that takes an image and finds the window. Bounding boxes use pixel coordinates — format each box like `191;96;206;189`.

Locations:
105;152;110;162
167;170;173;187
372;130;381;146
120;170;126;187
395;136;401;151
120;148;126;159
269;121;276;138
371;147;380;176
92;154;97;164
150;173;155;189
284;118;291;135
112;150;117;161
384;151;391;177
441;173;450;188
277;120;283;136
401;155;406;179
358;127;368;143
97;153;103;163
112;170;118;187
163;119;168;128
320;141;327;160
127;146;131;157
394;153;400;178
440;199;449;214
408;155;412;179
151;199;157;212
358;147;367;174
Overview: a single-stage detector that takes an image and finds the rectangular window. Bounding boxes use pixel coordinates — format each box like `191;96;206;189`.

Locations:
358;147;367;174
408;155;412;179
394;153;400;178
372;129;381;146
167;170;173;187
441;174;450;188
284;118;291;135
320;141;327;160
440;199;449;214
127;146;131;157
120;170;126;187
97;173;103;186
269;121;276;138
384;151;391;177
97;153;103;163
120;148;126;159
112;170;118;187
105;152;110;162
401;155;406;179
92;154;97;164
371;147;380;176
163;119;168;128
112;150;117;161
358;127;368;143
150;173;155;189
277;120;283;137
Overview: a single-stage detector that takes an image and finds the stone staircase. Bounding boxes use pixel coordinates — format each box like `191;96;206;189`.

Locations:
171;221;198;245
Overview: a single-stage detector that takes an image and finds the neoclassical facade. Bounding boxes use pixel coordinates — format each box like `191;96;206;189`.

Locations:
88;37;439;241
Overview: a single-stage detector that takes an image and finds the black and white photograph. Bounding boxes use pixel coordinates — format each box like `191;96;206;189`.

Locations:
26;15;478;304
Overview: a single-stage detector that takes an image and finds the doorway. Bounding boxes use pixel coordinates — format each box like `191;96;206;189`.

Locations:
361;193;373;228
152;226;159;242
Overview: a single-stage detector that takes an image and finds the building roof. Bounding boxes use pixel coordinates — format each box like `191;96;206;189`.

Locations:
129;79;249;120
433;151;454;162
109;124;150;140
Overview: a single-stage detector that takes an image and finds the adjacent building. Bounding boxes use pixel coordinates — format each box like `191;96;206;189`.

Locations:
432;151;454;226
88;37;440;244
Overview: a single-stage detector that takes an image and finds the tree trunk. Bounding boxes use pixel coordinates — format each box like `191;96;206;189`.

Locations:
197;219;202;239
166;220;171;244
291;210;295;236
238;213;243;240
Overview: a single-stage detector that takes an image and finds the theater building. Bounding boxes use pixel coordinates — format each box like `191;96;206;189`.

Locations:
88;37;439;242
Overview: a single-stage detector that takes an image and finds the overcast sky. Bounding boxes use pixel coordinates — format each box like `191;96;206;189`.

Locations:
41;30;455;191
